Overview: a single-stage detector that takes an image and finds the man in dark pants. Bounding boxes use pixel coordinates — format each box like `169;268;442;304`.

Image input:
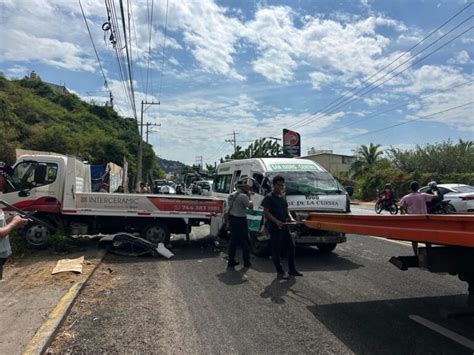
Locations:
262;175;303;279
0;162;28;280
227;180;253;268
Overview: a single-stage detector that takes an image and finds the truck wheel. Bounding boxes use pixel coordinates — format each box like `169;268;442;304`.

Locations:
141;223;170;245
316;243;337;253
250;232;270;257
23;222;51;248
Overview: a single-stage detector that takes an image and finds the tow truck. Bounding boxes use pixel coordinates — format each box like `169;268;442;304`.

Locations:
303;213;474;301
0;152;224;247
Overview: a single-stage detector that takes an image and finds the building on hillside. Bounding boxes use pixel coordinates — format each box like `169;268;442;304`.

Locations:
301;148;354;175
27;70;70;95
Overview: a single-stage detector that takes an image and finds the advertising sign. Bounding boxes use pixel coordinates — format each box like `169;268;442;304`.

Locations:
283;129;301;157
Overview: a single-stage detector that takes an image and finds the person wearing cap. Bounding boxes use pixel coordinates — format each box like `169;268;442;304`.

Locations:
261;175;302;279
227;179;253;268
0;162;28;280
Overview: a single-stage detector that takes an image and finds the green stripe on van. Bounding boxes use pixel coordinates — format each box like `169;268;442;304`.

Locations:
269;163;321;171
246;209;264;232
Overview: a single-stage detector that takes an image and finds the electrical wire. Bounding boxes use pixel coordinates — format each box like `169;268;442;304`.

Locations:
158;0;169;104
79;0;110;93
119;0;138;120
290;20;473;131
280;3;473;133
145;0;155;99
320;79;474;136
321;101;473;146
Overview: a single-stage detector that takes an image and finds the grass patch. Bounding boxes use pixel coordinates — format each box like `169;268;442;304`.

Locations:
46;233;82;253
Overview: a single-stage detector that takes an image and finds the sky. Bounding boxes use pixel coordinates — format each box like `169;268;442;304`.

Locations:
0;0;473;166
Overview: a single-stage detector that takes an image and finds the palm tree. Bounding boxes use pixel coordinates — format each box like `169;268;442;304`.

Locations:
350;143;384;177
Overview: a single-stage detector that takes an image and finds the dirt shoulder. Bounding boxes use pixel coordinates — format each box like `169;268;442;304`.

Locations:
0;248;103;355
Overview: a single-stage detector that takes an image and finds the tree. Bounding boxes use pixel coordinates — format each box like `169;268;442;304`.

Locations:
388;139;474;174
223;138;287;160
350;143;384;178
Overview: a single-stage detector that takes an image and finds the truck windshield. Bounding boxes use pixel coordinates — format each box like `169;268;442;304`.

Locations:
11;161;58;191
267;171;342;195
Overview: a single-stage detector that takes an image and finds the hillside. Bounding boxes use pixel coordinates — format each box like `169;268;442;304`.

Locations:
156;157;189;174
0;74;164;179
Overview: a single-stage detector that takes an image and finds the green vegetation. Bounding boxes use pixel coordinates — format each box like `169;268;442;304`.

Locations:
0;74;164;182
338;140;474;201
223;138;287;160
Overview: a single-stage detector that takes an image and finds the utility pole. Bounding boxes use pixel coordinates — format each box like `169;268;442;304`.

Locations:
195;156;203;170
144;122;161;144
137;100;159;189
225;131;238;153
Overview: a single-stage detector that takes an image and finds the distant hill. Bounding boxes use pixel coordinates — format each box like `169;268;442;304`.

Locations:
157;157;189;174
0;74;164;179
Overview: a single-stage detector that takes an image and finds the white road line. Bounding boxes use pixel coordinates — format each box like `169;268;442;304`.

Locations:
409;315;474;351
361;235;413;247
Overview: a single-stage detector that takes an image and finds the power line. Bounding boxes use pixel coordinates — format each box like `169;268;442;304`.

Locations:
281;3;473;132
105;0;135;115
78;0;114;106
291;19;473;131
158;0;169;104
323;101;473;145
119;0;138;120
129;0;146;94
320;79;474;136
145;0;155;99
290;22;473;128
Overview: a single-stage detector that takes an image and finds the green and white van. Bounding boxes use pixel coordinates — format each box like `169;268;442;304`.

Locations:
212;158;350;256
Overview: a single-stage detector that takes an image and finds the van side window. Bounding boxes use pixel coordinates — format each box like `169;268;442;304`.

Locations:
214;174;232;193
251;173;263;193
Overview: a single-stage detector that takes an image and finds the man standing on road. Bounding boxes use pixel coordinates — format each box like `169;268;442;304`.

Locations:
261;176;302;280
399;181;437;255
0;162;28;280
227;180;253;268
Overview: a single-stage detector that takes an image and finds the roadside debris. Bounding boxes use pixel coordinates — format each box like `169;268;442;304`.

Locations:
52;256;84;275
156;243;174;258
97;233;174;258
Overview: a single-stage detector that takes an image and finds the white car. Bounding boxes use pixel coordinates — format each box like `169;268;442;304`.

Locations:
419;184;474;213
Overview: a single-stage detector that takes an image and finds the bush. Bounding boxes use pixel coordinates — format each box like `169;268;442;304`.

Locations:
46;234;81;253
9;231;30;257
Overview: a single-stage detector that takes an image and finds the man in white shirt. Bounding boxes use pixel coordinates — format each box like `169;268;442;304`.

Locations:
0;162;28;280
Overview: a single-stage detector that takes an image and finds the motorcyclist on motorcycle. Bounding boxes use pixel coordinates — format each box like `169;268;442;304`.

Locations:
380;183;396;209
425;181;443;212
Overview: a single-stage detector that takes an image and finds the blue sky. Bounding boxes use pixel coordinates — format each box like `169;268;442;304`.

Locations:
0;0;472;165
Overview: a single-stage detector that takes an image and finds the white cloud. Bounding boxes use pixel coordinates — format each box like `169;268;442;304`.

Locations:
4;65;29;78
309;71;333;90
447;50;472;65
403;65;469;94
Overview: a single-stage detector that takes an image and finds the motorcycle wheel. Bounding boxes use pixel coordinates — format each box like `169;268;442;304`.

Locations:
389;203;398;215
375;201;383;214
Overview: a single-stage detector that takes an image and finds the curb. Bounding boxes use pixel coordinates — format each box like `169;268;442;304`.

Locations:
22;250;107;355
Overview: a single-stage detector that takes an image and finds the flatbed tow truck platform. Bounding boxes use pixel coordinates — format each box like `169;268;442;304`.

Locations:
303;214;474;305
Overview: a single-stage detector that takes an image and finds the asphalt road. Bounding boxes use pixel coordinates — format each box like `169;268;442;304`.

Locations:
49;219;474;354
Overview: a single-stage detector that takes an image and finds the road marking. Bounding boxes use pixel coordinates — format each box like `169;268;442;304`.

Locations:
362;235;413;247
409;315;474;351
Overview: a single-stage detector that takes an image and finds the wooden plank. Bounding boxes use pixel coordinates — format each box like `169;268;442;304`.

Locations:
303;214;474;248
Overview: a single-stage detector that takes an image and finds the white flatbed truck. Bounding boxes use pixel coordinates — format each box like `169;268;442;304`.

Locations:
0;153;224;247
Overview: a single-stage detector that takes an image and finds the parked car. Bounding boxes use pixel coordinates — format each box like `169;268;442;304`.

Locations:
191;180;213;195
419;184;474;213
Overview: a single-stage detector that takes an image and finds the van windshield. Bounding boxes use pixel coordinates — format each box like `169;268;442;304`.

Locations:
267;171;342;195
